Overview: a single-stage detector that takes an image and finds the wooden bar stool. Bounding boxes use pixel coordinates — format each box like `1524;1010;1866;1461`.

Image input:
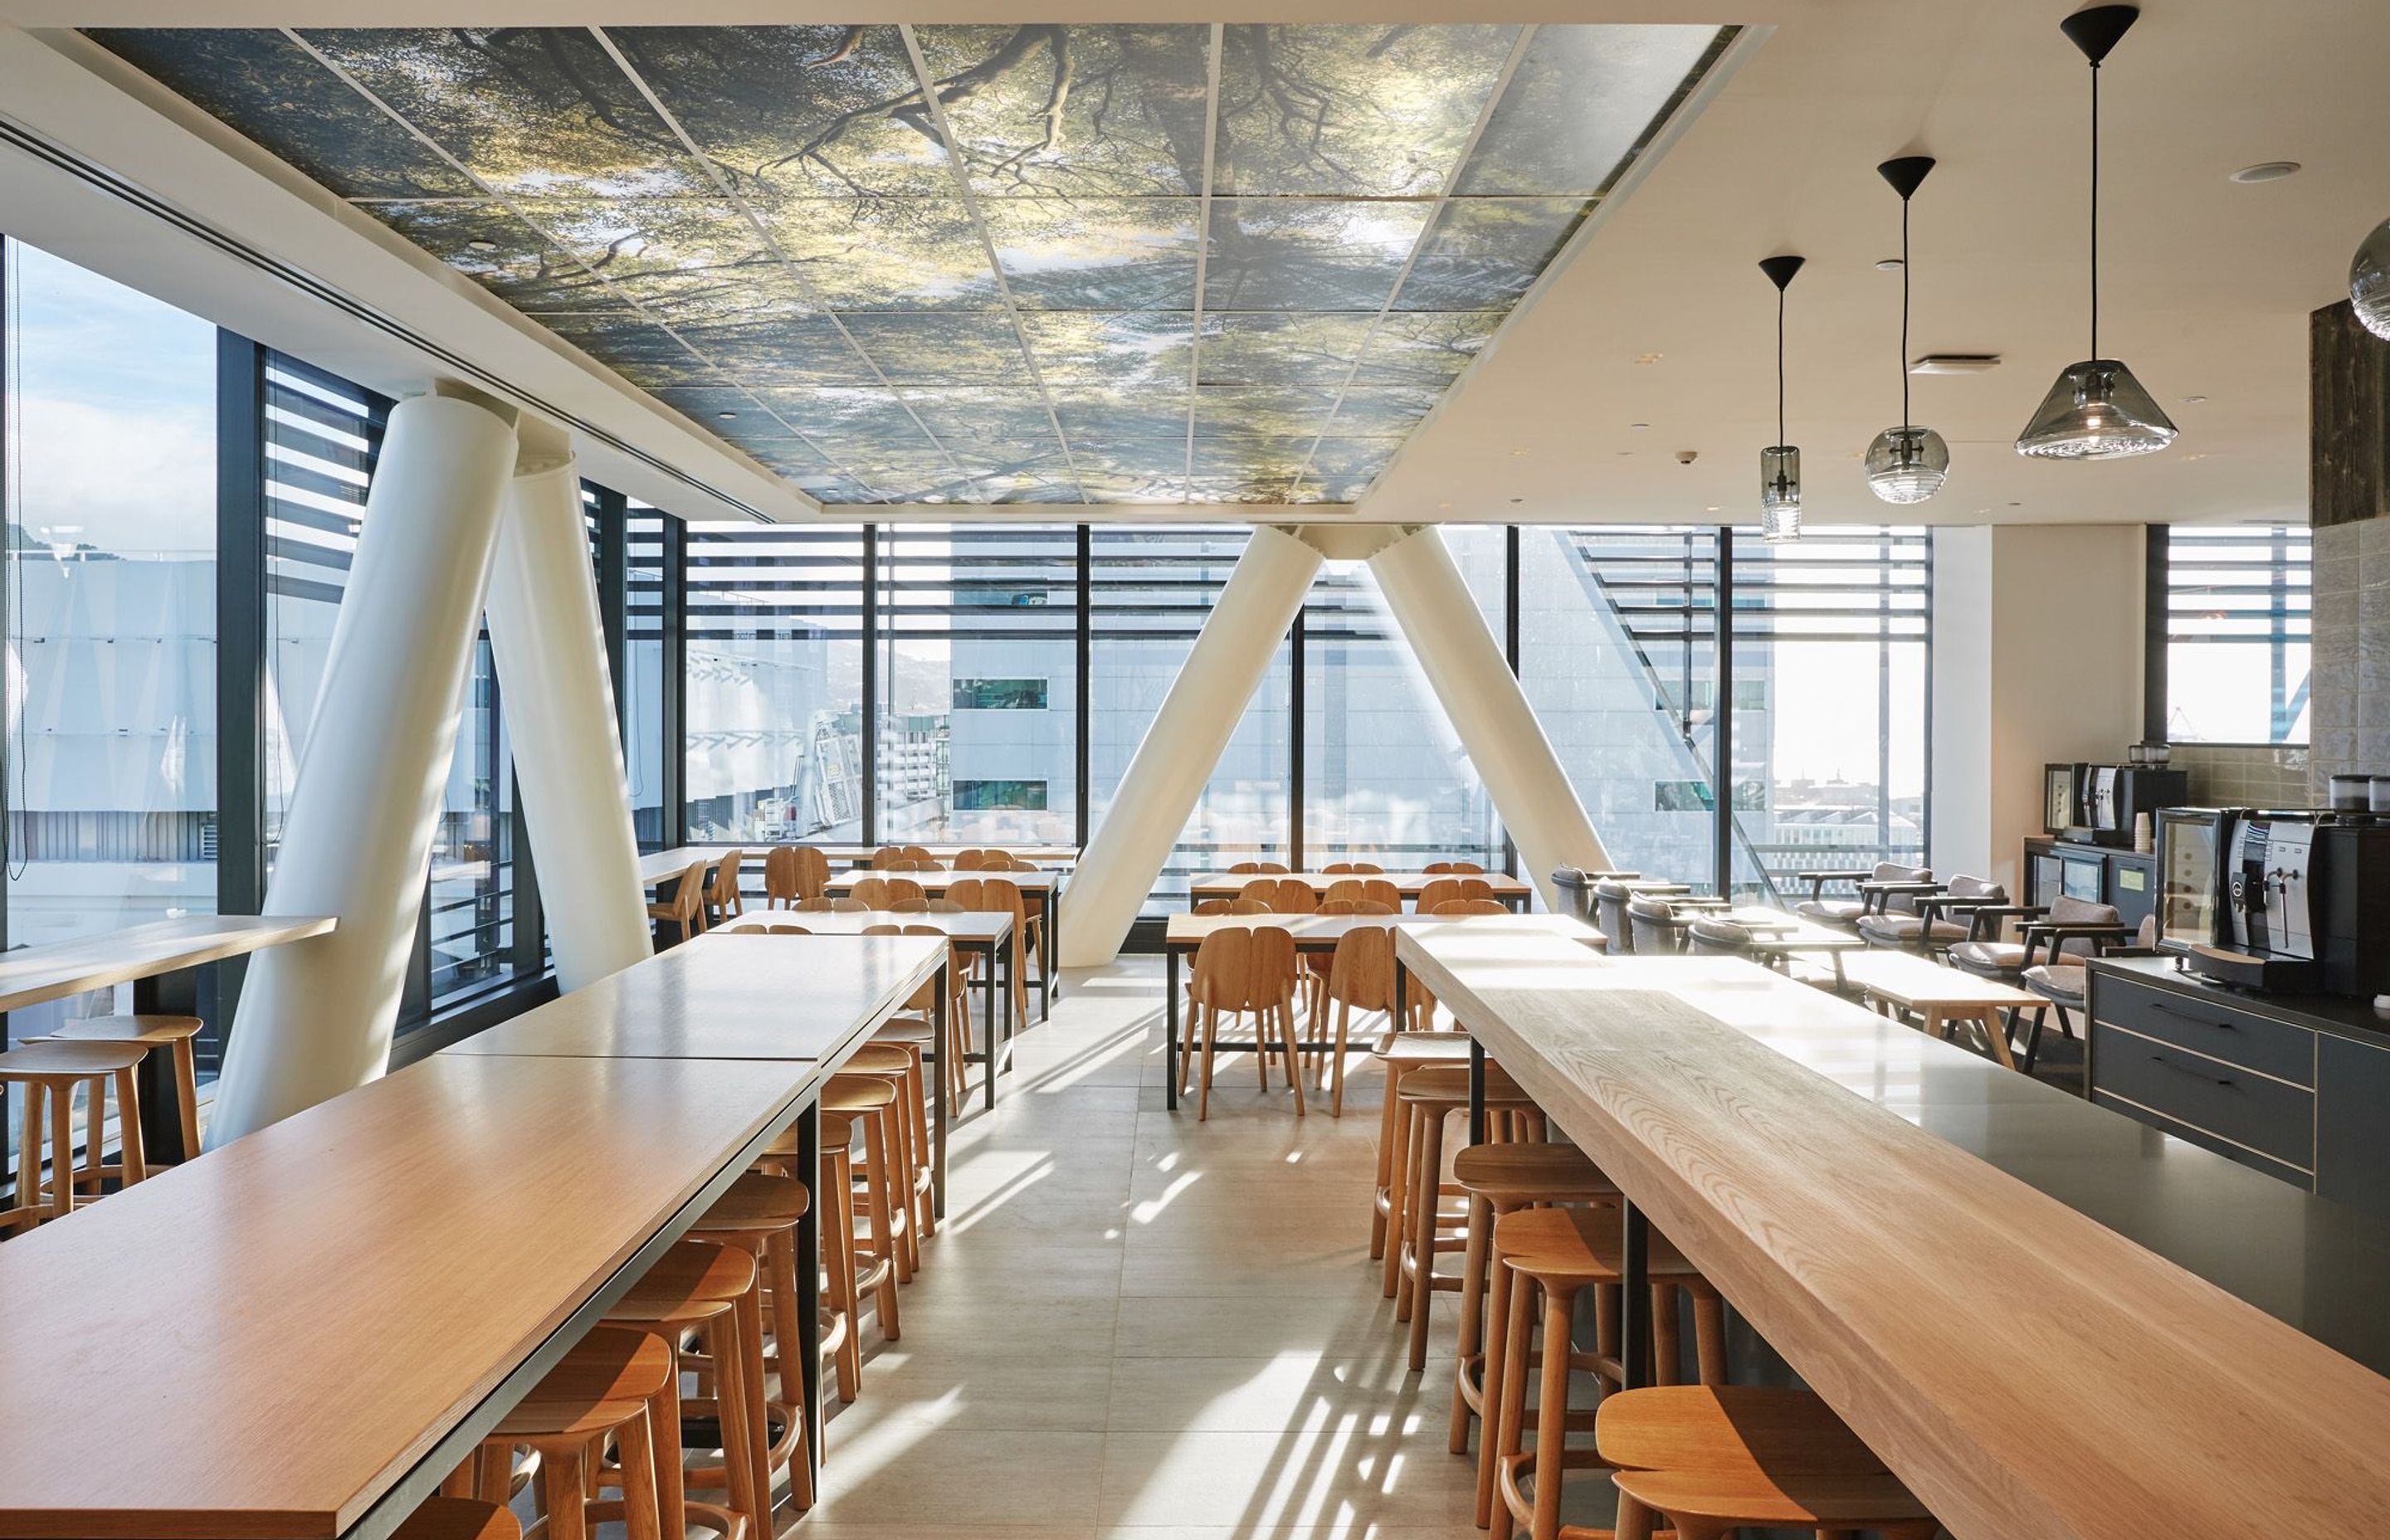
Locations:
1491;1208;1729;1540
1372;1031;1471;1265
0;1040;148;1229
599;1240;763;1540
1397;1063;1542;1370
688;1172;814;1517
840;1037;930;1274
1599;1386;1937;1540
475;1326;671;1540
824;1073;910;1320
1447;1143;1622;1524
788;1111;872;1401
31;1016;202;1166
395;1497;517;1540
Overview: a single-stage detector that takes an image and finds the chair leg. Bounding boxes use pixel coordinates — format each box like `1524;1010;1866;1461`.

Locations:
1279;996;1305;1118
1197;1005;1218;1123
1329;1000;1351;1119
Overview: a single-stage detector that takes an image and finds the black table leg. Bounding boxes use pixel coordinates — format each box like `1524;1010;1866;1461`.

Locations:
1468;1037;1487;1145
983;941;1001;1114
1039;886;1056;1020
1164;947;1181;1112
930;962;949;1217
793;1100;822;1485
1619;1200;1651;1390
1393;958;1407;1035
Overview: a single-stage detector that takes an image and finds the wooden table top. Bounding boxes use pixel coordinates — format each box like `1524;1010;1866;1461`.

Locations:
717;911;1011;943
442;933;943;1061
1183;870;1533;898
0;914;337;1015
1393;932;2390;1540
1723;907;1868;951
636;846;1077;885
823;868;1056;894
0;1050;816;1540
1163;910;1601;953
1837;948;2041;1006
636;846;724;885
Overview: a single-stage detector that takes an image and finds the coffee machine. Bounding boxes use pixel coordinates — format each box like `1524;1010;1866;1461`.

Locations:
2050;763;2189;846
2159;807;2390;996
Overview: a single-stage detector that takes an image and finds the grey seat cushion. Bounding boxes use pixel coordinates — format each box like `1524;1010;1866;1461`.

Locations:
1949;939;2028;974
2024;962;2088;1004
1795;899;1866;924
1856;914;1970;947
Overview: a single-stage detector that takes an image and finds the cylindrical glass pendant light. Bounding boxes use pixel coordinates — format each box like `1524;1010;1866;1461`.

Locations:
2017;4;2177;460
1866;156;1949;503
1758;254;1805;543
2353;216;2390;341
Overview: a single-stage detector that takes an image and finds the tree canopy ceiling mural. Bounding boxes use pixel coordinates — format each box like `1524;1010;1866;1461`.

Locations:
90;22;1732;507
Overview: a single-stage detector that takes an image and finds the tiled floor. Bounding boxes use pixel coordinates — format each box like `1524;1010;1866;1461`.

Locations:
797;956;1582;1540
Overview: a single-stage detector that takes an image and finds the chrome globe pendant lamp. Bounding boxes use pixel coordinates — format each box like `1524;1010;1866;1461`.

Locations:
2016;3;2178;460
1866;156;1949;504
1758;254;1806;542
2352;216;2390;340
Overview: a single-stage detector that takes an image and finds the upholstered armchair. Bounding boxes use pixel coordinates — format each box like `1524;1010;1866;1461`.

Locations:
1792;861;1933;928
1855;873;2007;955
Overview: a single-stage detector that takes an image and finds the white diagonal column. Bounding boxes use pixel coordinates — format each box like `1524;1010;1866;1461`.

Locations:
1366;524;1611;908
209;387;519;1145
1061;524;1324;967
484;440;652;992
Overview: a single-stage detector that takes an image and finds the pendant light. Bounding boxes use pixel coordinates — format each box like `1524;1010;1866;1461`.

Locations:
1758;254;1805;543
1865;156;1949;504
2016;3;2177;460
2352;216;2390;340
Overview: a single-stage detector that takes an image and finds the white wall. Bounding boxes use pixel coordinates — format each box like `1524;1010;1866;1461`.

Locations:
1932;524;2145;896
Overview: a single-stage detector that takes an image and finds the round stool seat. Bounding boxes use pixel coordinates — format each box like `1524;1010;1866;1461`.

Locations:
694;1171;809;1234
1596;1385;1893;1475
34;1015;203;1045
1453;1142;1618;1201
512;1326;674;1409
610;1240;756;1320
1397;1063;1529;1106
394;1498;519;1540
1494;1206;1702;1283
872;1017;934;1045
0;1040;147;1076
822;1075;898;1114
1614;1467;1931;1528
842;1042;914;1075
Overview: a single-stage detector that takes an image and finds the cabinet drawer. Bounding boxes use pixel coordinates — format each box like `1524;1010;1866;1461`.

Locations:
2092;1022;2314;1169
2091;975;2315;1086
2091;1089;2315;1190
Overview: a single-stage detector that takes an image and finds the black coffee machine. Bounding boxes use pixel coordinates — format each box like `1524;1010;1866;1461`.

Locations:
2046;762;2189;847
2157;807;2390;997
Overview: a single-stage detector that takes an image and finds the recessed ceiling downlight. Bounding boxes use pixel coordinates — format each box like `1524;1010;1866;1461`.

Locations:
2229;161;2301;183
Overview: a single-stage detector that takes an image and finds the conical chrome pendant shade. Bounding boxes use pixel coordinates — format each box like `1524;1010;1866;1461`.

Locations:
2016;5;2174;461
1758;254;1804;543
1867;155;1949;503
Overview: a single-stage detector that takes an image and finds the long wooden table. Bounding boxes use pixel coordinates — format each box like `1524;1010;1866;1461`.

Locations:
1157;911;1602;1111
820;868;1062;1021
0;914;338;1161
1183;869;1533;910
1393;928;2390;1540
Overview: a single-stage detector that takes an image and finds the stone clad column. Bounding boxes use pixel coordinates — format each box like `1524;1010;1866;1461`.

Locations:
484;441;652;992
209;387;519;1145
1365;524;1612;907
1060;525;1324;967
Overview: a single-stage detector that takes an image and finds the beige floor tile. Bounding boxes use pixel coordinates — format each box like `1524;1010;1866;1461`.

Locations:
1095;1428;1483;1528
1105;1353;1442;1435
1112;1294;1447;1360
806;1428;1107;1525
825;1348;1114;1433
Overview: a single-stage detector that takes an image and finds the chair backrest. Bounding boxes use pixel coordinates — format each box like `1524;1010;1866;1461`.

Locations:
796;896;833;913
1316;899;1361;916
1945;874;2006;902
870;846;910;869
884;876;929;906
944;877;988;912
2047;894;2124;958
1445;860;1485;875
902;846;934;861
890;897;931;914
763;846;801;907
1431;898;1510;916
1324;925;1395;1011
726;922;808;935
1685;917;1753;957
1593;881;1635;953
1246;925;1299;1008
828;897;869;913
848;876;893;909
1229;860;1289;875
1357;879;1402;910
861;923;904;936
1188;927;1255;1010
793;846;832;902
709;849;744;907
1324;879;1368;905
1349;899;1396;916
1228;898;1272;915
979;853;1037;871
1627;895;1681;954
953;849;987;870
1193;899;1236;916
664;860;709;926
2134;913;2158;948
1239;877;1280;904
1267;879;1318;915
884;857;940;872
1416;878;1466;913
925;899;964;914
1880;863;1935;914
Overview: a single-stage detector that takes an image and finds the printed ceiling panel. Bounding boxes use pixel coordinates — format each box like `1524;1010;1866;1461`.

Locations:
89;22;1734;507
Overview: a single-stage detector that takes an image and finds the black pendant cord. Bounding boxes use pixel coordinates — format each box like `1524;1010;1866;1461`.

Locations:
1900;195;1913;435
1776;285;1787;449
2089;59;2101;359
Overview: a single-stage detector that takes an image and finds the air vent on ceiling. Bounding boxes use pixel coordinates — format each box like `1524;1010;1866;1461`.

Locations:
1909;353;2002;375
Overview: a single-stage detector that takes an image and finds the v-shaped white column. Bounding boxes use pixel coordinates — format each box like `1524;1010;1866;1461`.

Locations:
1364;524;1611;907
1060;525;1323;966
211;387;518;1144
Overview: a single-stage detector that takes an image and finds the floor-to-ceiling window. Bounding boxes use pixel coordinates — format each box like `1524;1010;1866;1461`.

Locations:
1090;525;1290;911
1301;529;1505;870
876;524;1079;845
625;506;671;846
2162;524;2311;745
683;522;866;844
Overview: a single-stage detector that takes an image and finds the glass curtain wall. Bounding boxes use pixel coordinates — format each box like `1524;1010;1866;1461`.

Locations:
1301;529;1505;870
876;524;1078;844
2163;524;2311;745
1090;525;1290;910
683;522;866;843
625;506;670;846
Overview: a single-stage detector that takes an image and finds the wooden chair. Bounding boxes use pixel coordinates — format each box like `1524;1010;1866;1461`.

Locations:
763;847;802;909
1316;925;1400;1117
30;1014;202;1166
1227;860;1289;875
1265;877;1319;915
890;897;930;914
1600;1386;1936;1540
1628;896;1686;954
1349;899;1396;916
1490;1210;1728;1540
794;897;833;913
1416;878;1470;914
471;1326;672;1540
952;849;988;870
648;860;709;944
1432;898;1510;916
978;851;1037;872
869;846;910;869
1353;878;1403;909
898;923;975;1115
883;857;943;873
1236;877;1280;907
596;1240;764;1540
0;1040;149;1228
1322;860;1383;874
704;850;746;928
846;876;896;909
1425;860;1486;875
976;876;1036;1028
1184;927;1300;1120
